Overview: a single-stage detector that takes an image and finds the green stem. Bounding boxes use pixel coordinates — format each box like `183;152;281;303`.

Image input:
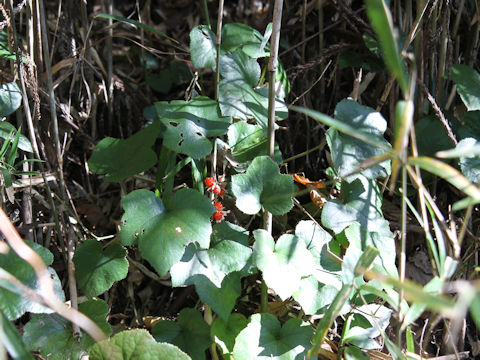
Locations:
201;0;211;28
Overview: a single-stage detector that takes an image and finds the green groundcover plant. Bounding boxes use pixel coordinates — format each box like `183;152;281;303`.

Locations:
2;1;480;359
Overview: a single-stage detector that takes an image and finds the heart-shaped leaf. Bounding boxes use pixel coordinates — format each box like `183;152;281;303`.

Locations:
456;137;480;184
211;313;248;359
326;99;391;181
73;239;128;297
152;308;211;360
450;64;480;111
90;329;191;360
321;175;390;234
253;230;315;300
293;276;341;315
0;82;21;117
23;300;111;360
88;121;161;182
155;96;231;159
232;313;313;360
120;189;214;275
0;241;64;320
227;122;282;165
190;25;216;69
170;222;251;288
232;156;296;215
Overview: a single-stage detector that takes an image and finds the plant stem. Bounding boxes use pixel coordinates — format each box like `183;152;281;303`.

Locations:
214;0;224;101
202;0;211;28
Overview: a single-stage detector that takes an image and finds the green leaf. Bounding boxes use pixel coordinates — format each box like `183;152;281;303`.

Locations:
456;138;480;184
211;313;248;358
344;222;397;278
190;25;217;69
23;300;110;360
321;176;389;234
293;276;341;315
0;241;65;320
415;115;453;157
221;23;262;55
90;329;191;360
0;82;22;117
0;308;35;360
470;293;480;330
326;99;391;180
152;308;211;360
253;230;315;300
73;239;128;297
88;121;161;182
155;96;231;159
450;64;480;111
233;313;312;360
0;122;33;153
120;189;214;275
344;346;370;359
365;0;408;93
232;156;296;215
194;272;243;321
228;122;282;165
170;222;251;288
342;304;392;349
220;52;260;87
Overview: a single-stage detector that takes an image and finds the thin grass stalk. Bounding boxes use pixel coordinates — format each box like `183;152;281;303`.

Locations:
436;3;449;106
38;0;68;202
107;0;114;134
8;0;64;252
317;0;325;107
202;0;211;28
397;164;407;347
260;0;284;314
214;0;224;101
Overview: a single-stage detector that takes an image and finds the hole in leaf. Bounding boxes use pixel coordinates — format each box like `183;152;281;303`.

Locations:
196;132;202;137
169;121;179;127
180;133;184;137
122;219;127;226
178;139;184;146
141;229;145;235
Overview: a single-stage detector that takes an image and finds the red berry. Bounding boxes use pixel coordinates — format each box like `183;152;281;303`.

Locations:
213;211;224;222
205;177;216;188
212;184;221;194
214;201;223;211
218;188;226;197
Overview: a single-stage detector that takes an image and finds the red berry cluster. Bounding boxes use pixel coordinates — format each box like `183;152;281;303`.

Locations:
205;177;228;222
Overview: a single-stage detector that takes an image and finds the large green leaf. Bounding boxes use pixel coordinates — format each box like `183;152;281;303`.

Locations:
0;241;64;320
155;96;231;159
73;239;128;297
231;156;296;215
88;121;161;182
342;304;392;349
120;189;214;275
218;51;287;130
0;122;33;152
450;64;480;111
232;313;313;360
170;222;251;288
211;313;248;359
221;23;263;55
90;329;191;360
0;308;35;360
190;25;217;69
291;221;342;314
415;115;453;157
343;222;397;278
293;276;341;315
456;138;480;184
365;0;408;93
321;175;390;234
169;222;251;319
23;300;111;360
194;271;243;321
253;230;315;300
326;99;391;180
0;82;22;117
152;308;211;360
227;122;282;166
